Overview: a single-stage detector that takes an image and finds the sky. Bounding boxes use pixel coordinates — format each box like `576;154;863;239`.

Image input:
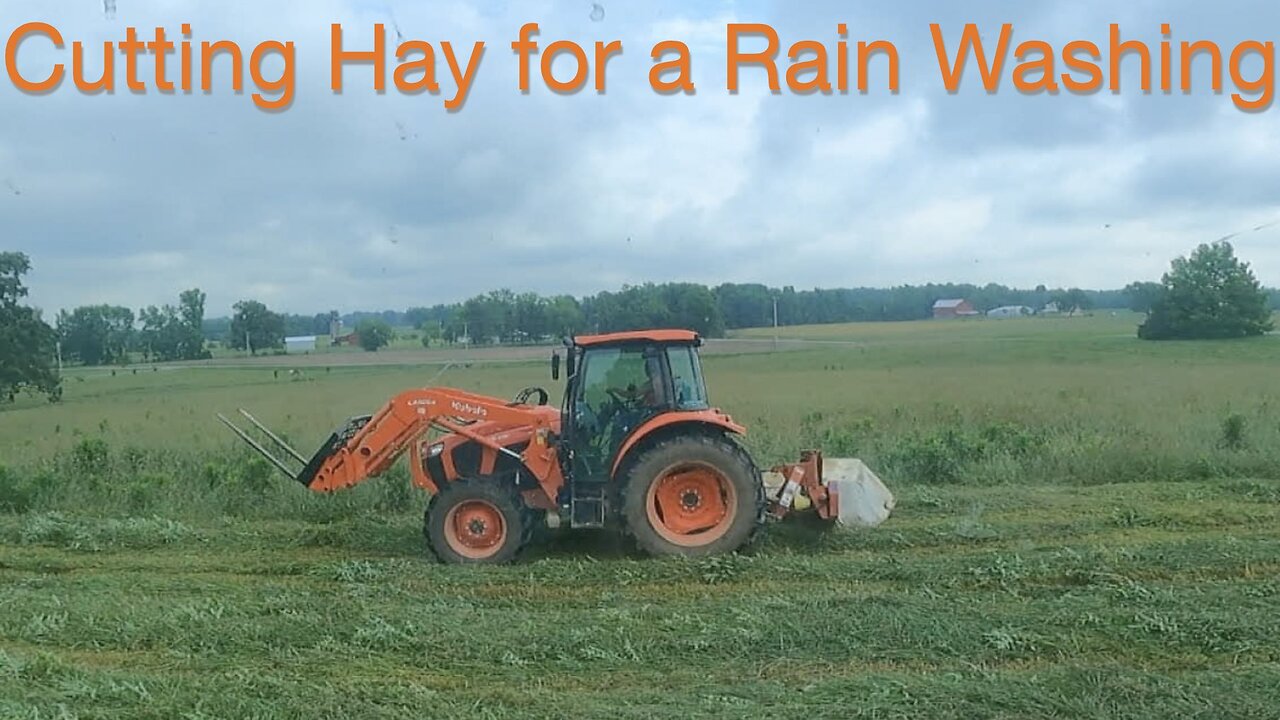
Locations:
2;0;1279;317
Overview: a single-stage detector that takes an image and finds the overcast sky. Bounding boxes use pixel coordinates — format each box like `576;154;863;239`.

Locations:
2;0;1278;316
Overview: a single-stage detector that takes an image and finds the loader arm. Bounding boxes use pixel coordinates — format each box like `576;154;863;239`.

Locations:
302;388;564;498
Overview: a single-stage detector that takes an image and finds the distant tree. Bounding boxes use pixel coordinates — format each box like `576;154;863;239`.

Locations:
57;305;135;366
405;306;433;330
420;321;442;347
230;300;285;354
201;316;231;341
544;295;583;337
461;291;512;344
663;283;725;336
714;283;773;329
1139;241;1274;340
1123;281;1164;314
0;252;60;402
138;288;210;361
356;318;394;351
1050;288;1091;315
176;289;207;359
313;311;338;336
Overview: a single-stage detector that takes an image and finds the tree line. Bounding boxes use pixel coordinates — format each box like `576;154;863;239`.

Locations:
56;289;210;365
273;283;1136;348
2;241;1277;404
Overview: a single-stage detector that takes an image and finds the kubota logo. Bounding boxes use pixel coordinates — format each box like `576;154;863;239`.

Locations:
451;401;487;417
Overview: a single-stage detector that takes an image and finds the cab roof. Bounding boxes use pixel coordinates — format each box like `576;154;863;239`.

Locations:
573;329;701;348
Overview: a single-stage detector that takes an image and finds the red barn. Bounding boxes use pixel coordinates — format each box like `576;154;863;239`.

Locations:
932;299;978;319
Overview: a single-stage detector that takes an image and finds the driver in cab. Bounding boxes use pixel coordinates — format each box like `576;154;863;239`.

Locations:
597;350;666;453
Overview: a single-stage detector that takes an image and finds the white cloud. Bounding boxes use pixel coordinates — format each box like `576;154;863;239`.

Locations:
1;0;1278;316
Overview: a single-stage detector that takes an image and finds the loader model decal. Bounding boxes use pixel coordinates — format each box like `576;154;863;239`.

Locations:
450;400;488;417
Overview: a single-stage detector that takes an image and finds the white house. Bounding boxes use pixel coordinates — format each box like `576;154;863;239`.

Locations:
284;336;317;354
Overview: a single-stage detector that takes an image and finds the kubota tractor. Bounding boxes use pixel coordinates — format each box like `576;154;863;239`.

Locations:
220;329;891;564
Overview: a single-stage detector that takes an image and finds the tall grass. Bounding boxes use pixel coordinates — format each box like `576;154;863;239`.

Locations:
1;315;1277;521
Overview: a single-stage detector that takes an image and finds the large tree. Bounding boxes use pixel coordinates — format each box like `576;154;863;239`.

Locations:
1123;281;1164;314
229;300;285;354
175;288;208;359
1139;241;1274;340
0;252;60;402
1050;288;1092;316
356;318;394;351
138;288;210;361
57;305;135;366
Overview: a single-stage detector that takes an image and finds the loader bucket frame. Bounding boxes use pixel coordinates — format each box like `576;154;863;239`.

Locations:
217;409;371;487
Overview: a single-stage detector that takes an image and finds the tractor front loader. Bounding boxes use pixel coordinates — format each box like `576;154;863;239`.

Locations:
220;330;893;564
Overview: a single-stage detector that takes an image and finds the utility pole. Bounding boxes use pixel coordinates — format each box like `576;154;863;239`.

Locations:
55;341;63;373
772;295;779;352
246;330;252;357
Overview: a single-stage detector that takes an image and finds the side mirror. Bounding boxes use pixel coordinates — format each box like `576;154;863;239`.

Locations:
551;352;561;381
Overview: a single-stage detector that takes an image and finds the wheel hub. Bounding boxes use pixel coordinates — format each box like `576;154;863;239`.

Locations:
444;499;506;559
681;489;702;509
646;464;737;546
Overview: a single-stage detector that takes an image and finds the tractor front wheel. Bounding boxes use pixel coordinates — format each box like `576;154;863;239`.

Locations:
425;477;534;564
619;435;764;557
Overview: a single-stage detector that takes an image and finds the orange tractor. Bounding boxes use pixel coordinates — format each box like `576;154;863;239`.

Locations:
220;330;882;563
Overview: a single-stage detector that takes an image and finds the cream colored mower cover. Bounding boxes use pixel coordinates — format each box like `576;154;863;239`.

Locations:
822;458;895;528
761;458;895;528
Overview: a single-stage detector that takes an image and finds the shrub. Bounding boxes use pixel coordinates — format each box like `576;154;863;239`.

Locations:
0;465;32;513
70;437;110;477
886;428;987;484
1220;414;1248;451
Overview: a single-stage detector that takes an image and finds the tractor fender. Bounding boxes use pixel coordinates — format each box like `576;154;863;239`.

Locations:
610;409;746;477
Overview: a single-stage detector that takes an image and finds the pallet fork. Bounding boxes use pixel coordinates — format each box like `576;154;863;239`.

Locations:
216;409;370;487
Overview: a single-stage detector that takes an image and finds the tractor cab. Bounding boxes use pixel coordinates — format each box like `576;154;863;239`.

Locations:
553;330;718;526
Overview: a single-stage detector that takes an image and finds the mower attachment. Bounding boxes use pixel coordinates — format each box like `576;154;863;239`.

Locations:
764;450;895;528
217;409;371;487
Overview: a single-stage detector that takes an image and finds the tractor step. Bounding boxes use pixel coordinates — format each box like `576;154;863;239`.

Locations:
569;485;607;528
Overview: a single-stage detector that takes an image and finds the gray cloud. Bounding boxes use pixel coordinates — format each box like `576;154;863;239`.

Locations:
1;0;1278;317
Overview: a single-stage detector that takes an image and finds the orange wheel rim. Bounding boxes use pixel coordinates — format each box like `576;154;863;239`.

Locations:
645;462;737;547
443;500;506;559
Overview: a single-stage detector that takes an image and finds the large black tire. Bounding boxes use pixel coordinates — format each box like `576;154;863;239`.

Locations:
424;477;538;565
618;434;765;558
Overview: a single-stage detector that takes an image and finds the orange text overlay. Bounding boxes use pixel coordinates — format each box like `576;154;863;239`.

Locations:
3;21;1275;112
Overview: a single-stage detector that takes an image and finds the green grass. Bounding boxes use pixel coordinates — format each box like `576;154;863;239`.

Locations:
2;315;1279;717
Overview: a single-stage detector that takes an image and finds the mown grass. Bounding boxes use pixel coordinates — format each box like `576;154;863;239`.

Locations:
1;482;1279;718
1;315;1279;717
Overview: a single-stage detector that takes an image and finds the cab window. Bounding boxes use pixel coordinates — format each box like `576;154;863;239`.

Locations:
667;345;708;409
571;344;667;479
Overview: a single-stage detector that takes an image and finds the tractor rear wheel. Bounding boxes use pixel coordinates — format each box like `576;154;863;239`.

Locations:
424;477;535;564
619;434;764;557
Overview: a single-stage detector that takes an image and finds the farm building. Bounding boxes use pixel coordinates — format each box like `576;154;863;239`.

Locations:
987;305;1033;319
932;299;979;319
284;336;317;354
